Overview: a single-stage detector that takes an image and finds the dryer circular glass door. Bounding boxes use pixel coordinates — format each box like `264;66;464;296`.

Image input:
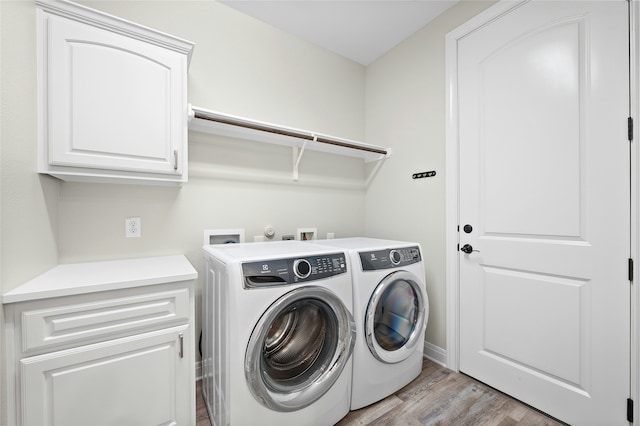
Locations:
365;270;428;364
245;286;355;412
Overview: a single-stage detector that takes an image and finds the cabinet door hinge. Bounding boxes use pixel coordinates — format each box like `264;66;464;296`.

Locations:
629;117;634;142
629;258;634;282
628;398;634;422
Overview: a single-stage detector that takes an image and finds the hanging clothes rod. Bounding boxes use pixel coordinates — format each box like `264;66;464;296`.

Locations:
189;106;390;157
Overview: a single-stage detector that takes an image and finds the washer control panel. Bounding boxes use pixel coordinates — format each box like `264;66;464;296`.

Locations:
359;246;421;270
242;253;348;288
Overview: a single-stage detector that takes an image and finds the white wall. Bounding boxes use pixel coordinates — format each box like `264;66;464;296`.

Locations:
0;0;501;420
1;1;60;296
58;0;367;263
365;1;496;349
56;0;368;369
0;1;366;421
1;2;60;420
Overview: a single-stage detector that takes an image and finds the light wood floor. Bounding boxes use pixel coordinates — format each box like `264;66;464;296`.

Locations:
196;358;565;426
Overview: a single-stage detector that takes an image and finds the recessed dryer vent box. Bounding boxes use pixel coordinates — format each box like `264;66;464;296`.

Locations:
203;229;245;246
297;227;317;241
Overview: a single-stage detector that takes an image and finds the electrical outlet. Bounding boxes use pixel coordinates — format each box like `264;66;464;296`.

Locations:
125;217;141;238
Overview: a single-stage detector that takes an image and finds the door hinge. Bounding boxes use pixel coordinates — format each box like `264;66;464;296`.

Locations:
627;398;633;422
629;258;634;282
628;117;633;142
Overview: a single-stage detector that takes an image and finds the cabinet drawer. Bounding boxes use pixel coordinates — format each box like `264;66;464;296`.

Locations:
20;288;190;353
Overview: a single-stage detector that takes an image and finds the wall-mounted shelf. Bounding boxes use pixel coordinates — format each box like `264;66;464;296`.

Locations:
188;106;391;180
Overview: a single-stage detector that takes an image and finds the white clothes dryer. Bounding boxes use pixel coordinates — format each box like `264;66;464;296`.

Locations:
311;238;429;410
202;241;355;426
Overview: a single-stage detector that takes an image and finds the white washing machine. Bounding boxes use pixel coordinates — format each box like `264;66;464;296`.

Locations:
311;237;429;410
202;241;356;426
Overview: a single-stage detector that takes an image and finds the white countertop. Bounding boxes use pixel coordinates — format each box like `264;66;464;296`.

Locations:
2;255;198;304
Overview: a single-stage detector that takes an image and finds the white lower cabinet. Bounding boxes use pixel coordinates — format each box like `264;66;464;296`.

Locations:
21;325;190;426
4;280;196;426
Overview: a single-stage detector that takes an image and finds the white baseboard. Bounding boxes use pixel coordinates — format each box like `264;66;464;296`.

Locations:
196;360;202;381
423;341;447;367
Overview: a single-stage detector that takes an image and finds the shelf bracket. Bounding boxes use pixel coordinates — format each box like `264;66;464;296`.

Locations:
292;136;313;181
365;155;387;187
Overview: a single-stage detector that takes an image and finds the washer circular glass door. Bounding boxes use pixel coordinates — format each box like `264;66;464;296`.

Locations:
365;270;427;364
245;286;355;412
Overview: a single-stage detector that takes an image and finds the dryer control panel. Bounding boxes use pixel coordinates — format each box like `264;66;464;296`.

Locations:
242;253;348;288
359;246;421;270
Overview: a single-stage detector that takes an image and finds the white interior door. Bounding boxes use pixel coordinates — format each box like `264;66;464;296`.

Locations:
457;1;630;424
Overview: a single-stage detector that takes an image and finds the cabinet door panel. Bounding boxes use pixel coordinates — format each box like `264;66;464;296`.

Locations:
46;14;184;174
20;325;190;426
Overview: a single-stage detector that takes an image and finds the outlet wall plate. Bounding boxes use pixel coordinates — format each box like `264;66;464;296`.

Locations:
125;217;141;238
203;228;245;246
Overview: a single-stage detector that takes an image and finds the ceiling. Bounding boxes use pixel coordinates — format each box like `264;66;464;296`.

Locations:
218;1;459;65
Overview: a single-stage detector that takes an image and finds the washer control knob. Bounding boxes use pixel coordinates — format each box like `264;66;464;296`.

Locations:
293;259;312;279
390;250;402;265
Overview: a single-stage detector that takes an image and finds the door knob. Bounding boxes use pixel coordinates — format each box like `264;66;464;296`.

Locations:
460;244;478;254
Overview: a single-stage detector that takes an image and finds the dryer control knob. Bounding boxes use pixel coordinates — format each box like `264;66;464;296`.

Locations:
293;259;312;279
390;250;401;265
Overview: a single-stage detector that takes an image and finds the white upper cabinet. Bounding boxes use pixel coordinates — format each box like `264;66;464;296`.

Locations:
36;0;194;185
